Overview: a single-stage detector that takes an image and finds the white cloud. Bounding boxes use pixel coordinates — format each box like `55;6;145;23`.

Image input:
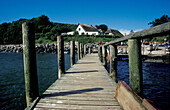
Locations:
119;29;143;36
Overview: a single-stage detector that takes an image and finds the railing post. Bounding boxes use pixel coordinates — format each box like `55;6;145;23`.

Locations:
98;46;102;62
102;45;107;69
84;44;86;56
77;42;80;60
57;36;65;79
22;22;39;106
89;46;91;54
80;43;82;59
109;44;117;82
81;44;84;58
128;39;143;96
70;41;75;67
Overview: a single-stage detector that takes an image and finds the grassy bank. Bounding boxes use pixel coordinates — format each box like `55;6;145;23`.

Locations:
35;35;120;44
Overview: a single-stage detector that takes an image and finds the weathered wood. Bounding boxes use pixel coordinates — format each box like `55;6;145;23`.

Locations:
57;36;65;79
102;45;107;69
77;42;80;60
98;46;103;62
128;39;143;96
115;81;157;110
33;54;121;109
70;41;75;67
82;44;84;57
109;44;117;82
114;81;145;110
22;22;39;106
104;22;170;46
84;44;86;56
89;46;91;54
80;43;82;59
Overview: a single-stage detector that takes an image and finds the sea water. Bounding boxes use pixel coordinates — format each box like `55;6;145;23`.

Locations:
0;53;169;110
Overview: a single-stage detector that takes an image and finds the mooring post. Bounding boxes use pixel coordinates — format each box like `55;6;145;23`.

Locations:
98;46;103;62
80;43;82;59
57;36;65;79
109;44;117;82
77;42;80;60
22;22;39;106
89;46;91;54
84;44;86;56
128;39;143;96
102;45;107;69
82;44;84;58
70;41;75;67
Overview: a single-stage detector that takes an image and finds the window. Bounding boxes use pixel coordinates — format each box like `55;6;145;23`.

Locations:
79;28;81;31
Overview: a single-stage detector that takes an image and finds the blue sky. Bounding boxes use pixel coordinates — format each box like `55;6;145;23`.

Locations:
0;0;170;34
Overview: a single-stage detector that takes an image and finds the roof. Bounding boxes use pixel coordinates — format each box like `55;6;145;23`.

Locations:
78;23;99;32
105;28;123;37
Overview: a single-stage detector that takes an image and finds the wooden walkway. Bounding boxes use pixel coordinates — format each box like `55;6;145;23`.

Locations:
34;53;121;110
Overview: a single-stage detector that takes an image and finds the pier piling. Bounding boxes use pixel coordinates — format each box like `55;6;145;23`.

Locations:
77;42;80;60
128;39;143;96
57;36;65;79
109;44;117;82
22;22;39;106
102;45;107;69
70;41;75;67
84;44;86;56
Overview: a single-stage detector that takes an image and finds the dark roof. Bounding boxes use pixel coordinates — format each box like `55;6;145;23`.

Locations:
78;23;99;32
105;28;123;37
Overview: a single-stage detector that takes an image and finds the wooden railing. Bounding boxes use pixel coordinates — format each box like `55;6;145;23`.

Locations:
98;22;170;96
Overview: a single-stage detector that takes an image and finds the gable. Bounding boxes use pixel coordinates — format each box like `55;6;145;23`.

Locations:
77;23;99;32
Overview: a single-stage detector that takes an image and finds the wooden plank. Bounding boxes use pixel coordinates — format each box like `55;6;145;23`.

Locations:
33;53;121;110
35;103;122;110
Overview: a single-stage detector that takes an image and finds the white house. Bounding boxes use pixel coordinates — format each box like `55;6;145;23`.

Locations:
76;23;102;35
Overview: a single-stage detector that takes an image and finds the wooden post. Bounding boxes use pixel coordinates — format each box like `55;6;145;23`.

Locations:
102;45;107;69
22;22;39;106
57;36;65;79
128;39;143;96
84;44;86;56
80;43;82;59
81;44;84;58
89;46;91;54
77;42;80;60
70;41;75;67
109;44;117;82
98;46;102;62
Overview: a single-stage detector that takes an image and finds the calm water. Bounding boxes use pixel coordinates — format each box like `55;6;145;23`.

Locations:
107;60;170;110
0;53;169;110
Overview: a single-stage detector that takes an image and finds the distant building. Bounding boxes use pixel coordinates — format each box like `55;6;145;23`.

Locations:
105;28;123;37
76;23;103;35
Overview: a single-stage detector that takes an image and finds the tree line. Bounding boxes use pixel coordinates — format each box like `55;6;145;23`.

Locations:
0;14;169;44
0;15;77;44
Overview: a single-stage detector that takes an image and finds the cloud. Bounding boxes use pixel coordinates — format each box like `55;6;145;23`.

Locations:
119;29;143;36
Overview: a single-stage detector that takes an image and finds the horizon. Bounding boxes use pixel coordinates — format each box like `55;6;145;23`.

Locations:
1;0;170;35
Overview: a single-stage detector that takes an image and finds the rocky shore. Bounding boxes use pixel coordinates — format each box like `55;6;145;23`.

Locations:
0;44;57;53
0;42;99;53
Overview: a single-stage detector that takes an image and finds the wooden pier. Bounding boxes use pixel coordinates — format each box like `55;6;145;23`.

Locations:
22;22;170;110
32;53;121;109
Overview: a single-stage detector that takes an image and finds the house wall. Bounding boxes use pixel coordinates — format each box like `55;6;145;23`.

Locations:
76;25;86;35
67;31;74;35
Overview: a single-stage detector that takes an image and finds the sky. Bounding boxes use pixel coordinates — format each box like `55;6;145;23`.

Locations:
0;0;170;35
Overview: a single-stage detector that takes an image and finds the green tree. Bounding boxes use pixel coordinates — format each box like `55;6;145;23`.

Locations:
147;15;170;42
96;24;108;33
148;15;170;27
